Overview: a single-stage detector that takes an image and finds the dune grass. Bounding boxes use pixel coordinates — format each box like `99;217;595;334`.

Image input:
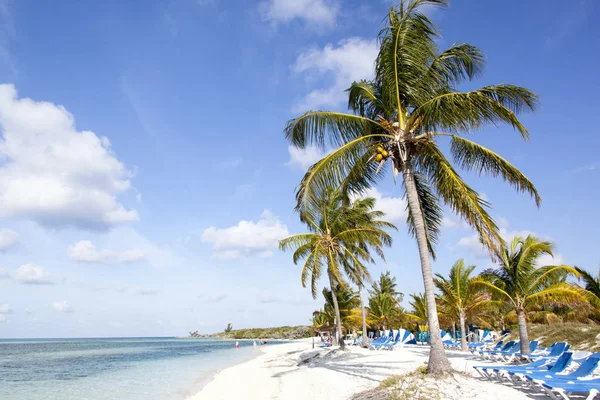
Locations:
507;323;600;351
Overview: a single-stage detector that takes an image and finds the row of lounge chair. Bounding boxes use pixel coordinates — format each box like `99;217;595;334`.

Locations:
472;340;600;400
363;329;416;350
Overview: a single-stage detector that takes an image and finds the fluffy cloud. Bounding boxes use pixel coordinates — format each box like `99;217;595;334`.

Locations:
68;240;146;264
285;145;327;170
0;84;138;231
261;0;338;28
351;187;407;223
0;228;18;251
52;300;73;313
536;253;566;267
292;38;377;111
136;289;160;296
0;304;12;313
14;264;53;284
456;220;565;263
201;210;289;260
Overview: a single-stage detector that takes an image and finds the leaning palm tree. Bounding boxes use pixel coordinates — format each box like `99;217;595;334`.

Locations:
434;259;492;351
284;0;539;373
279;190;394;349
475;236;581;355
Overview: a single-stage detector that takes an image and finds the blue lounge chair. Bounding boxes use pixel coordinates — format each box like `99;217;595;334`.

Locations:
478;340;515;359
540;379;600;400
490;341;521;361
526;353;600;385
369;331;394;349
510;351;573;384
522;341;570;361
472;340;503;356
473;355;552;380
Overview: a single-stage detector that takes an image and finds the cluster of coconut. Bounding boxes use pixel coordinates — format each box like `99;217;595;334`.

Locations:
374;145;389;162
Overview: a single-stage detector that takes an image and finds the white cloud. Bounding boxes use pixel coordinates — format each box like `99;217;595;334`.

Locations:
456;218;561;261
52;300;73;313
261;0;338;28
536;253;566;267
0;84;139;230
0;228;18;251
68;240;146;264
137;289;160;296
292;37;378;111
0;304;12;313
353;187;407;223
285;145;327;170
14;264;53;285
201;210;289;260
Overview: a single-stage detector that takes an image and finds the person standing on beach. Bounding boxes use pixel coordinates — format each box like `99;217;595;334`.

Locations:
235;340;239;350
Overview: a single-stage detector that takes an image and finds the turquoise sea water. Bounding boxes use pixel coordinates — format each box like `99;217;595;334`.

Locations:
0;337;271;400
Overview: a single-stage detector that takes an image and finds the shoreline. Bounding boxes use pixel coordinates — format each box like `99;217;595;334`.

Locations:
188;339;534;400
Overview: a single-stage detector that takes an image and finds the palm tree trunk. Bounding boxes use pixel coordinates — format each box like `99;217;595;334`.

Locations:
459;312;468;352
402;167;452;374
329;275;345;350
359;286;368;347
517;309;530;355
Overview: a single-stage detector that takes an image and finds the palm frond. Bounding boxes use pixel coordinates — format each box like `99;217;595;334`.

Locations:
450;135;541;206
408;85;539;137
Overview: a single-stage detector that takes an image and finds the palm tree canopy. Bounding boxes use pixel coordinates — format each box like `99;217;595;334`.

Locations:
434;259;492;319
284;0;540;256
279;189;396;297
370;270;404;302
322;285;360;328
475;235;581;310
575;266;600;308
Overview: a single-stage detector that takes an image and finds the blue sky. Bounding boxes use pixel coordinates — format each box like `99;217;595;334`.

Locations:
0;0;598;338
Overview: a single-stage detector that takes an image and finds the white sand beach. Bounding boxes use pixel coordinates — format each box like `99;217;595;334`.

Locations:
189;339;532;400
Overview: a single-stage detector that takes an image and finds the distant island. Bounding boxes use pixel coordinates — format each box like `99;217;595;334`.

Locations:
187;325;311;340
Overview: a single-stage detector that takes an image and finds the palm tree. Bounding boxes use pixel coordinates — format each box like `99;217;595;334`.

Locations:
322;285;360;333
475;236;581;354
279;190;394;350
434;259;492;351
345;199;398;347
284;0;539;373
368;292;400;330
575;266;600;322
370;271;404;303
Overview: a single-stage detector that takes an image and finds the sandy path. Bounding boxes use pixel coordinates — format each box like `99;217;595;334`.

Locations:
188;339;533;400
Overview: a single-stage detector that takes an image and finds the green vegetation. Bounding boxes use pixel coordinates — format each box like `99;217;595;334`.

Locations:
506;323;600;352
213;326;311;340
284;0;539;375
279;189;395;349
475;236;581;354
224;323;233;333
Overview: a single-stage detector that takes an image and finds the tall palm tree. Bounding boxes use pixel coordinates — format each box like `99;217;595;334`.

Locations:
345;199;398;347
284;0;539;373
475;236;581;354
434;259;492;352
279;190;394;349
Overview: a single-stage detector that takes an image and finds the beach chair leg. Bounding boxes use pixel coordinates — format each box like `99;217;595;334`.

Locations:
540;387;561;400
586;389;599;400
